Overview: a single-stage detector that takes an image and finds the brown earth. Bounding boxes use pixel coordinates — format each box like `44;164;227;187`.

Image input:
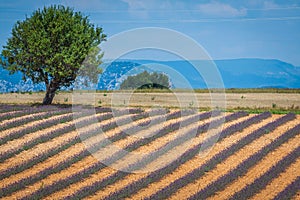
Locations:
1;92;300;110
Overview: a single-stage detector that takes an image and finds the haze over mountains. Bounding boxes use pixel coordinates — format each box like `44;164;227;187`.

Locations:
99;58;300;90
0;58;300;92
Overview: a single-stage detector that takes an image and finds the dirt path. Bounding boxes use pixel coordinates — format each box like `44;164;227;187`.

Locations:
1;92;300;109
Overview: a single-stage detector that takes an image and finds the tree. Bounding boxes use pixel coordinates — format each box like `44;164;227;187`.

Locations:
1;5;106;104
120;71;170;90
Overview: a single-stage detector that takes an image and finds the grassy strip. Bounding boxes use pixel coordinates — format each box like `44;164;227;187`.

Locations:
226;108;300;115
93;88;300;93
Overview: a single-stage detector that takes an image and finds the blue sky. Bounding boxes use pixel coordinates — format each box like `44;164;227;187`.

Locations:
1;0;300;66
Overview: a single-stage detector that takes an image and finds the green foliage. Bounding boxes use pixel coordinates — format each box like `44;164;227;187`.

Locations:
1;5;106;104
120;71;170;90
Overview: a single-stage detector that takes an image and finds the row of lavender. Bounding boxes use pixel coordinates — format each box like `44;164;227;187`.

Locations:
0;107;196;197
0;107;151;196
150;113;296;200
14;110;217;199
190;115;299;199
1;108;298;199
107;111;272;200
2;112;258;199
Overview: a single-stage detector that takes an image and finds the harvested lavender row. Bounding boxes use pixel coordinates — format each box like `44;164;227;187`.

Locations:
139;111;245;160
0;111;148;196
198;112;272;152
123;111;219;152
230;142;300;199
0;133;82;181
0;105;70;121
0;150;91;198
190;120;300;200
0;108;72;132
146;113;295;200
103;130;217;200
75;112;246;200
0;113;74;146
86;111;216;168
2;110;167;198
0;111;115;162
194;110;248;137
66;131;209;200
118;111;247;173
102;109;195;145
273;176;300;200
217;112;271;141
0;104;28;113
19;110;202;199
77;109;170;143
0;110;145;180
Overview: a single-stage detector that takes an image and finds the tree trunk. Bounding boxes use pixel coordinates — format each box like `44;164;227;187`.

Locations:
42;83;58;105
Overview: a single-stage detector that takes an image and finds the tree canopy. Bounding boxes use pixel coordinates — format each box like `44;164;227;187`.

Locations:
1;5;106;104
120;71;170;90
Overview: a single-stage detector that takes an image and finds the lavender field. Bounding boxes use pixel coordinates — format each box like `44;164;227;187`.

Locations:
0;104;299;199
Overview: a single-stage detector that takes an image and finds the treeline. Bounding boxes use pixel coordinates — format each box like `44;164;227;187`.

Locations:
120;71;170;90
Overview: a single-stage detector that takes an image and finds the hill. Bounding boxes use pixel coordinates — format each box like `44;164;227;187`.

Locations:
1;58;300;92
99;59;300;89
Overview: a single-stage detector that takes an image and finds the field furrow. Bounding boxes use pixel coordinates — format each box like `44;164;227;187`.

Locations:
141;112;275;200
183;114;296;200
0;112;73;146
0;110;115;162
34;111;216;199
4;112;180;199
251;157;300;200
0;111;150;199
0;105;64;121
274;176;300;200
0;105;299;200
103;113;271;200
208;119;300;200
0;108;70;132
127;113;264;199
85;113;250;200
0;110;143;180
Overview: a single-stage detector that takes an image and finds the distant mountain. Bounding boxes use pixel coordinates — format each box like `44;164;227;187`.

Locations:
1;58;300;92
98;58;300;89
0;58;45;92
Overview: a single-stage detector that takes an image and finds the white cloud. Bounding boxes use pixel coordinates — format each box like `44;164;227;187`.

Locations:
263;1;280;9
121;0;149;18
121;0;175;19
197;1;247;17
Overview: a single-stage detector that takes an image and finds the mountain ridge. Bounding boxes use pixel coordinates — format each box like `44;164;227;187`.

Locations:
0;58;299;92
